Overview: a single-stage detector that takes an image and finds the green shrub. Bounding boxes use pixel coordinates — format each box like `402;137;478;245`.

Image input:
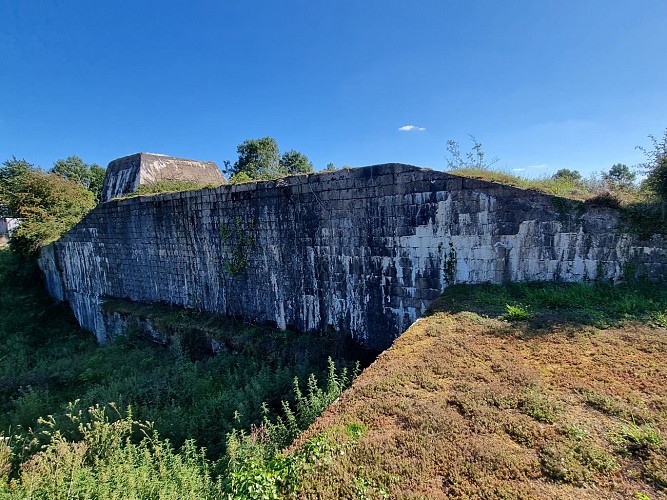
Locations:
0;161;95;258
520;388;559;423
540;438;618;485
9;405;219;499
504;304;531;321
612;421;662;456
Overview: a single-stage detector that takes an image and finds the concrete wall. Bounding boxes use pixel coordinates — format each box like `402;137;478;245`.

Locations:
0;218;21;237
40;164;667;351
100;153;224;202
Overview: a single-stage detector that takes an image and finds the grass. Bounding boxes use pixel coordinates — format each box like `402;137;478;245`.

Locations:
452;168;594;199
449;167;667;234
0;249;362;497
115;180;224;199
450;167;627;201
101;298;360;364
290;281;667;498
441;281;667;329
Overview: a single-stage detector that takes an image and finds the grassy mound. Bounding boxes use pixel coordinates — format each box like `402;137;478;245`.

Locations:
290;282;667;499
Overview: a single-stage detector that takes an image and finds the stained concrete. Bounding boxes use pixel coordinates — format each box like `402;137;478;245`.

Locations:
41;163;667;350
100;153;224;202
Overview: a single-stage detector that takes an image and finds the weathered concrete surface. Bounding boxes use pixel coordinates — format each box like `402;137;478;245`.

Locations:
100;153;224;202
41;164;667;350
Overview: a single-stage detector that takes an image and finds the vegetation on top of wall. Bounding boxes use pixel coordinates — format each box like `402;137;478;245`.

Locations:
446;133;667;234
114;180;223;198
224;137;314;183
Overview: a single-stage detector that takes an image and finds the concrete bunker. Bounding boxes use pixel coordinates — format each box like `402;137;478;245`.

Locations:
100;152;225;202
40;158;667;351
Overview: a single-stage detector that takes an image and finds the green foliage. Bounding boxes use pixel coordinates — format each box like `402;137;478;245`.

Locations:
228;137;281;181
638;129;667;202
259;358;359;453
0;159;95;258
219;217;255;277
5;403;219;499
325;162;336;171
113;180;223;199
612;421;662;456
134;180;219;196
603;163;636;189
228;172;253;184
552;168;583;183
540;438;618;485
279;149;314;175
227;137;314;182
224;431;336;499
519;387;559;423
0;158;32;217
579;389;628;418
445;135;498;170
0;250;362;496
449;167;592;199
52;155;106;202
441;242;457;282
447;146;667;234
439;281;667;328
504;304;532;321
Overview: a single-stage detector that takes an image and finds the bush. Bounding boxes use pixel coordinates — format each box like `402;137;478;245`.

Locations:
0;161;95;258
8;404;219;499
638;129;667;202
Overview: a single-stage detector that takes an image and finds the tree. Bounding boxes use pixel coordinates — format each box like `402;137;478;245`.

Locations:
602;163;636;189
638;129;667;201
52;155;106;202
279;150;313;175
228;137;281;181
325;162;336;171
445;136;499;170
552;169;582;182
226;137;314;181
0;158;95;258
0;157;32;217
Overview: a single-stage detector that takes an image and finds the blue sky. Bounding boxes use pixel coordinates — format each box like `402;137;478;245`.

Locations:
1;1;666;178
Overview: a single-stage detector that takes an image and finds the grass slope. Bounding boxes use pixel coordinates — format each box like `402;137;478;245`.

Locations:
292;283;667;499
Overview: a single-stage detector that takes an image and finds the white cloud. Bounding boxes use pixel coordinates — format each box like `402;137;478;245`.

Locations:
398;125;425;132
512;168;526;172
526;163;548;169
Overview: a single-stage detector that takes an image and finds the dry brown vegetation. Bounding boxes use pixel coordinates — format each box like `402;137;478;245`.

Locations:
291;287;667;499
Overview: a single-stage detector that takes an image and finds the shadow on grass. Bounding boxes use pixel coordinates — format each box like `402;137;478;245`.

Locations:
428;281;667;335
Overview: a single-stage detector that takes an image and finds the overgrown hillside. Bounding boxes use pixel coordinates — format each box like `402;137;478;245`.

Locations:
0;250;360;498
291;283;667;499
